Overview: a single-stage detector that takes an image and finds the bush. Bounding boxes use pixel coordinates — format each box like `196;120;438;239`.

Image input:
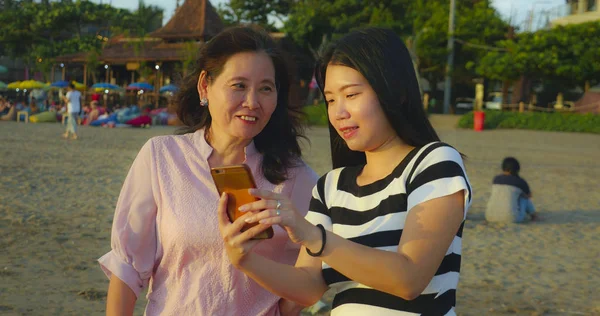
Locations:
457;110;600;134
302;104;328;126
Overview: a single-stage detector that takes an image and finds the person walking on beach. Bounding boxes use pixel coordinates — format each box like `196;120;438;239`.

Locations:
99;26;318;316
62;83;81;139
485;157;538;223
218;27;472;315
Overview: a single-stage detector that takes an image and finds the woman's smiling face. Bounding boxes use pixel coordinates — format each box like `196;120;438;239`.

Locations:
199;51;278;142
324;64;397;152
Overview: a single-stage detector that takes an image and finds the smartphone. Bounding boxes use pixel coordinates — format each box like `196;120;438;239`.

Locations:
210;164;274;240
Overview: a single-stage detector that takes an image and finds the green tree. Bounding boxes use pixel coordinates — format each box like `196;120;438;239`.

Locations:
121;0;164;36
283;0;509;89
217;0;291;30
413;0;509;94
477;21;600;92
0;0;162;80
180;41;199;77
284;0;414;55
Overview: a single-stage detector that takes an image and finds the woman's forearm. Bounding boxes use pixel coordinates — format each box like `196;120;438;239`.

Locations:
106;275;137;316
305;231;424;299
239;251;327;307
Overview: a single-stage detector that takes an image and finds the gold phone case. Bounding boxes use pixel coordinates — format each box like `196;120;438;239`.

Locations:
211;164;274;239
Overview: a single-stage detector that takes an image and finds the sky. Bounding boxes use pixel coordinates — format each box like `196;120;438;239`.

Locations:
91;0;567;32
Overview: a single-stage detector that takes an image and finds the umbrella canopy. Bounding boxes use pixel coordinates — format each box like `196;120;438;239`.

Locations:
159;84;178;93
72;81;86;91
0;65;7;73
127;82;154;91
7;81;21;89
50;80;70;88
0;81;7;90
19;80;48;90
91;82;120;90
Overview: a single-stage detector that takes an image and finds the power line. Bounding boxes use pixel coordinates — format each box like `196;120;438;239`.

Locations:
454;39;508;51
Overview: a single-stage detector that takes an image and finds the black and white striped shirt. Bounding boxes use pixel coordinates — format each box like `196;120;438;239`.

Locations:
305;142;472;315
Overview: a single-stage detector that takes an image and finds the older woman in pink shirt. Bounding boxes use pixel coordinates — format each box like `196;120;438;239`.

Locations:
99;26;318;316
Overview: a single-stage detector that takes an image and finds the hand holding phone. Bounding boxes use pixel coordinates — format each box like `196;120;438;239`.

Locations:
211;164;274;240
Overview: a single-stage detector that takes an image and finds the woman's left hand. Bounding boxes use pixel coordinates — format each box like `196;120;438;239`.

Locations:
239;189;318;245
217;193;273;268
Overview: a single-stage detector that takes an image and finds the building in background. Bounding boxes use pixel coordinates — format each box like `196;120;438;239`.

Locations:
550;0;599;26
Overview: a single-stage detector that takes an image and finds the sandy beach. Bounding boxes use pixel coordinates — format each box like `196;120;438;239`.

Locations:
1;117;599;315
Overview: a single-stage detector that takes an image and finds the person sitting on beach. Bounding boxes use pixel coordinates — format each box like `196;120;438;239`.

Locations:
218;27;472;315
29;101;40;115
84;101;100;125
0;98;9;116
99;26;318;316
57;102;66;113
485;157;538;223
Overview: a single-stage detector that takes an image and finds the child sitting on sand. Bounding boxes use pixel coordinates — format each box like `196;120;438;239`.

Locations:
485;157;538;223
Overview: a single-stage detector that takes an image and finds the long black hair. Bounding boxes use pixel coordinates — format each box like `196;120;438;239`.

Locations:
174;25;305;184
315;27;440;169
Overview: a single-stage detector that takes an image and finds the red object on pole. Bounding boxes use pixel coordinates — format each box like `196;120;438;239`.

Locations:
474;111;485;131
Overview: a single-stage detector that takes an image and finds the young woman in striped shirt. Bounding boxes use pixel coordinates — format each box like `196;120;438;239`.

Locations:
218;27;472;315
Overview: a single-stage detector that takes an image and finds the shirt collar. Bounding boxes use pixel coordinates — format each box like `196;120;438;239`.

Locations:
193;128;258;162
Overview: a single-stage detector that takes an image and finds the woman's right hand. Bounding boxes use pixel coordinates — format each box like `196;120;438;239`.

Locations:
240;189;323;252
217;193;273;268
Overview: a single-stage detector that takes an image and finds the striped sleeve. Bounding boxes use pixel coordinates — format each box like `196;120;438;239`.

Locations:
406;143;472;219
304;174;333;231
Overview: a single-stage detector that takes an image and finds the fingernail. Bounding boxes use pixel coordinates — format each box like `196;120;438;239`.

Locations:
259;219;266;224
245;217;253;223
238;205;247;211
221;192;226;198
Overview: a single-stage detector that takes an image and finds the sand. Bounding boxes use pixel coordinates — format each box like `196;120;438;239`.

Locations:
1;117;599;315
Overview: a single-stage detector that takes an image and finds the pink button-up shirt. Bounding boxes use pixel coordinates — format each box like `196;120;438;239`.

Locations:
98;129;318;316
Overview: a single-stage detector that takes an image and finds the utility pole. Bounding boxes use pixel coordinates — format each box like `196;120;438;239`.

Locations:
443;0;456;114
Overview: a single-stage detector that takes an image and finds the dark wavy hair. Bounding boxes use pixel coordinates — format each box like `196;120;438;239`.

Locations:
174;25;305;184
502;157;521;176
315;27;441;169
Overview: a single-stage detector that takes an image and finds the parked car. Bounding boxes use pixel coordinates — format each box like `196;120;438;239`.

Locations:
485;92;507;110
454;97;474;114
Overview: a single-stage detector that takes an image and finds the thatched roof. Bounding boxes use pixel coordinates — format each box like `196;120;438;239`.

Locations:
149;0;224;41
55;38;201;63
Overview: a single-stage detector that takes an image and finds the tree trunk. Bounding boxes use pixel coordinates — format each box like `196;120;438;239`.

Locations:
501;80;510;111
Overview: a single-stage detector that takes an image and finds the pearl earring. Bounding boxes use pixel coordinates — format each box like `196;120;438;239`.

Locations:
200;98;208;107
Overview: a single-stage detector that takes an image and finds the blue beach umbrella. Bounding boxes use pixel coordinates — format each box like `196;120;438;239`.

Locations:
159;84;178;93
91;82;120;90
50;80;70;88
127;82;154;91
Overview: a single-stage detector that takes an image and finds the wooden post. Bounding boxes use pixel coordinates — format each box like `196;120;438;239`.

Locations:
83;64;88;102
423;93;429;112
519;101;525;113
83;64;87;87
